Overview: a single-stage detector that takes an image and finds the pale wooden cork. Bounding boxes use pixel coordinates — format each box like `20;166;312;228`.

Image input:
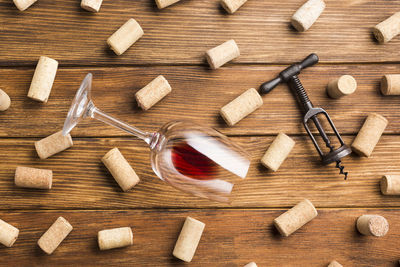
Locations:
351;113;388;157
261;133;295;172
327;75;357;99
0;219;19;248
173;217;205;262
205;39;240;69
380;175;400;195
135;75;172;110
38;217;73;254
155;0;181;9
356;215;389;237
98;227;133;250
381;74;400;95
13;0;37;11
107;18;144;56
273;199;318;237
291;0;326;32
35;130;73;159
101;148;140;192
15;166;52;190
220;88;263;126
28;56;58;103
0;89;11;111
243;262;257;267
373;12;400;44
328;261;343;267
220;0;247;14
81;0;103;12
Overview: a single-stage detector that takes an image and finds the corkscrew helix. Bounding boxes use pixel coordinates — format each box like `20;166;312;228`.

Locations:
259;53;351;179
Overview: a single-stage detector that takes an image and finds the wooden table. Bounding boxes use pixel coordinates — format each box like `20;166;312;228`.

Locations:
0;0;399;266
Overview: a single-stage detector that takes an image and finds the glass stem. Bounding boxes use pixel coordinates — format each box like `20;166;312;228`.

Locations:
88;102;154;145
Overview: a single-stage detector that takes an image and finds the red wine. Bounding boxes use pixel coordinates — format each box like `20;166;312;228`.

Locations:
171;142;217;180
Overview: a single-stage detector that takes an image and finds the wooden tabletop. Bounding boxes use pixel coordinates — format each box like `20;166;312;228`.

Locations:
1;0;399;266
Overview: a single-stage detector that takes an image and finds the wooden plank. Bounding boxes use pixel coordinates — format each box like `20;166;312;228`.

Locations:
1;135;400;209
0;65;399;137
0;0;399;65
0;209;399;266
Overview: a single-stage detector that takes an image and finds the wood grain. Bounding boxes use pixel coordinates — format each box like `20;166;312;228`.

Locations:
1;135;400;209
0;209;399;266
0;65;399;137
0;0;400;65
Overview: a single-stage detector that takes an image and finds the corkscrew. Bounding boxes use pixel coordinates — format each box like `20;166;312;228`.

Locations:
259;53;351;179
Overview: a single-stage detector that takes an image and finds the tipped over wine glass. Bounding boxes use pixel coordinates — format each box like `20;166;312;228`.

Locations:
63;73;250;202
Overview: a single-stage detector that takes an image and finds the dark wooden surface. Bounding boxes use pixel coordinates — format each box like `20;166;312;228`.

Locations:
0;0;400;266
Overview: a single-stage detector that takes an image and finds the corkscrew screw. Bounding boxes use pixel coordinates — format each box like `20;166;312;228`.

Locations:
259;53;351;179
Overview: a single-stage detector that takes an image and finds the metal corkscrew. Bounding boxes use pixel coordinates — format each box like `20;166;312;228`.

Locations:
259;53;351;179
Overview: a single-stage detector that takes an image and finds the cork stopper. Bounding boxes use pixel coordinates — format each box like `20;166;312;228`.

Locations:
273;199;318;237
205;39;240;69
0;219;19;247
81;0;103;12
101;148;140;191
373;12;400;44
327;75;357;98
220;88;263;126
0;89;11;111
38;217;73;254
380;175;400;195
35;130;73;159
155;0;181;9
15;166;52;190
13;0;37;11
173;217;205;262
28;56;58;103
351;113;388;157
356;215;389;237
381;75;400;95
107;18;144;56
98;227;133;250
220;0;248;14
135;75;172;110
291;0;326;32
261;133;295;172
328;261;343;267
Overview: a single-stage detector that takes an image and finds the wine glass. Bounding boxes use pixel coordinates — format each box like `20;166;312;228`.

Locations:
63;73;250;202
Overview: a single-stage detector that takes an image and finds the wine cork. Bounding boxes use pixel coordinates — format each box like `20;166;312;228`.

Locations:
273;199;318;237
15;166;52;190
155;0;181;9
220;0;247;14
98;227;133;250
173;217;205;262
244;262;257;267
373;12;400;44
38;217;73;254
351;113;388;157
327;75;357;99
380;74;400;95
261;133;295;172
81;0;103;12
0;219;19;247
35;130;73;159
107;18;144;56
380;175;400;195
13;0;37;11
0;89;11;111
28;56;58;103
356;215;389;237
328;261;343;267
135;75;172;110
101;148;140;192
205;39;240;69
220;88;263;126
291;0;326;32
